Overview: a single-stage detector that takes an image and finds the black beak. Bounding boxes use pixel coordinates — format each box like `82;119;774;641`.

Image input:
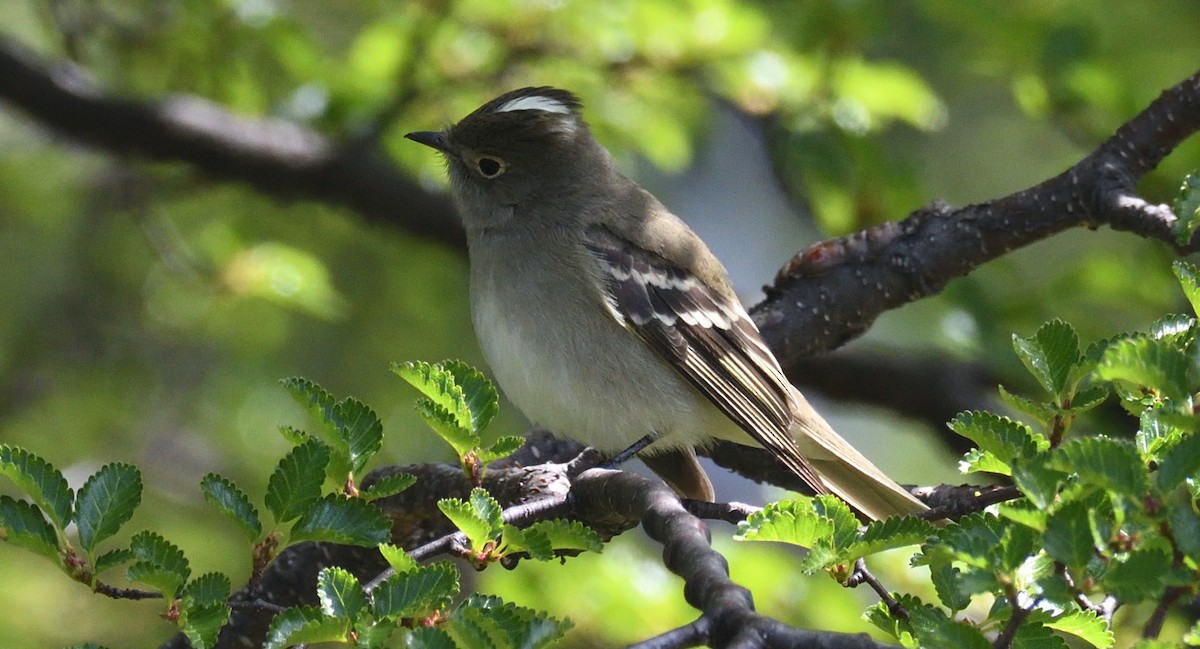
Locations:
404;131;451;153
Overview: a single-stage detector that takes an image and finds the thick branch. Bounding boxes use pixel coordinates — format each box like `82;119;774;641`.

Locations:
0;36;462;245
758;69;1200;362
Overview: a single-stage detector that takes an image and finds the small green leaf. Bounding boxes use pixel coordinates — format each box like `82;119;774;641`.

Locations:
1069;384;1110;414
478;436;526;464
1013;320;1081;398
959;449;1011;475
844;516;935;560
441;360;500;433
378;543;419;574
290;494;391;546
907;602;991;649
1011;454;1066;510
514;519;603;555
438;488;503;550
128;531;191;596
317;566;368;622
92;548;134;575
998;385;1056;425
950;411;1045;468
928;558;971;612
277;425;310;445
331;398;383;476
1137;409;1193;456
1171;178;1200;247
1042;500;1094;569
1044;609;1113;649
501;525;555;560
263;606;350;649
183;572;232;607
1051;437;1150;499
265;439;330;524
1097;336;1191;403
362;471;416;502
1167;490;1200;562
0;495;60;562
415;398;478;457
1103;548;1170;603
393;361;476;431
281;377;337;432
1148;313;1195;344
200;473;261;540
75;463;142;553
734;498;830;547
0;445;73;531
1155;431;1200;492
446;594;572;649
179;600;231;649
405;627;457;649
1012;621;1070;649
371;561;459;621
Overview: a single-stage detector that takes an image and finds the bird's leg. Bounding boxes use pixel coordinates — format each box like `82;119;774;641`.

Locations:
604;434;655;468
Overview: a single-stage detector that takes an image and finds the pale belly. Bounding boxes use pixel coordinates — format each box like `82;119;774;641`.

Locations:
469;250;740;453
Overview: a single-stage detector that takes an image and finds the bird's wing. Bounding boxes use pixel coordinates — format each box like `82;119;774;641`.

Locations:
583;225;827;495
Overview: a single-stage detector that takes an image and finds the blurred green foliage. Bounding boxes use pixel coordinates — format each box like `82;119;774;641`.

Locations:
1;0;1198;646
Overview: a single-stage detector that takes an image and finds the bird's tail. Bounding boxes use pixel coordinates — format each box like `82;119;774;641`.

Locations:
789;389;928;521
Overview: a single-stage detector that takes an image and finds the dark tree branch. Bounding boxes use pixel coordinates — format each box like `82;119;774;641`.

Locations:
0;36;462;245
756;69;1200;362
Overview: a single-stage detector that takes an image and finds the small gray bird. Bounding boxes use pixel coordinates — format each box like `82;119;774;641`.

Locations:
407;87;927;520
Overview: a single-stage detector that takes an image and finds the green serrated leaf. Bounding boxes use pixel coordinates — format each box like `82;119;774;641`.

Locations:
332;398;383;476
317;566;368;622
441;360;500;433
129;530;191;585
478;436;526;465
500;525;555;560
996;501;1047;532
1044;609;1113;649
200;473;261;540
0;495;61;562
438;489;502;551
1103;548;1170;603
1012;621;1070;649
378;543;419;574
1137;409;1195;456
0;445;73;531
92;548;134;575
959;449;1012;475
1148;312;1196;344
278;425;310;445
362;471;416;502
998;385;1056;425
393;361;476;431
415;397;479;458
734;498;830;547
1011;454;1066;510
1051;437;1150;498
290;494;391;547
75;463;142;553
127;562;186;598
1172;177;1200;247
446;594;572;649
1043;500;1093;569
866;593;925;647
183;572;232;607
356;619;399;649
516;519;603;554
263;606;350;649
1069;384;1110;414
265;439;330;524
1014;320;1081;398
928;558;971;613
1167;489;1200;562
281;377;338;431
1097;336;1192;404
180;600;231;649
907;602;991;649
844;515;935;560
1155;431;1200;492
372;561;459;621
949;411;1044;468
405;626;457;649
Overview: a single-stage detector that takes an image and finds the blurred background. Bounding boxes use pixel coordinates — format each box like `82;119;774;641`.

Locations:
1;1;1198;646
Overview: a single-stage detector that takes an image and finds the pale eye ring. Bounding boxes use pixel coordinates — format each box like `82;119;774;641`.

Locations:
475;156;506;178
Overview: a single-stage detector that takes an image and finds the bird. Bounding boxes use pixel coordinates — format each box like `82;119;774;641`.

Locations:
406;87;928;520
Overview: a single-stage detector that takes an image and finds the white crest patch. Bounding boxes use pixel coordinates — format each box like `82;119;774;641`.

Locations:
495;95;572;115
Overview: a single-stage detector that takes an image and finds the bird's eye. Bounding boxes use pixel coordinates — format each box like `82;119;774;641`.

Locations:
475;156;506;178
